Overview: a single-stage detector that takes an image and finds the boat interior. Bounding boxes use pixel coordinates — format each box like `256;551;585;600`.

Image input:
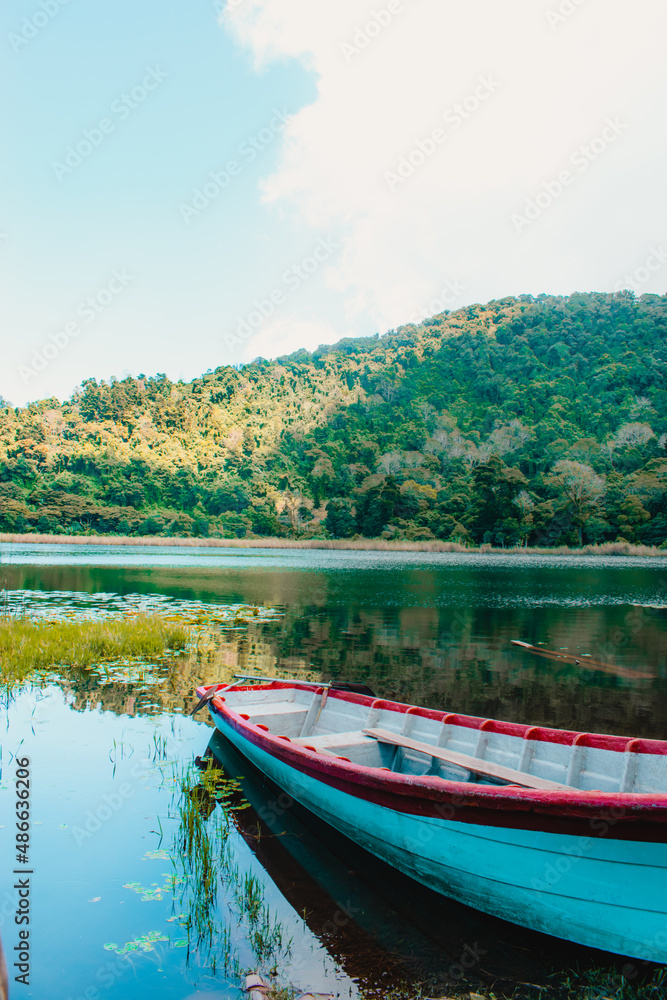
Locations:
219;685;667;794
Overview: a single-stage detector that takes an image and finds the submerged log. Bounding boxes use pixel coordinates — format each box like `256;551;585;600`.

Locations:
510;639;654;680
244;974;270;1000
244;974;334;1000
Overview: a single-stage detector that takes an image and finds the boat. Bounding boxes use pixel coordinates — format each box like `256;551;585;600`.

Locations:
195;677;667;963
201;730;594;993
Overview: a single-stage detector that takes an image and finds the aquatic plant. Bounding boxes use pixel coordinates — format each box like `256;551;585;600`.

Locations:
169;758;239;974
169;757;291;984
376;964;667;1000
150;732;169;762
0;614;189;687
554;965;667;1000
236;873;264;925
103;931;168;956
122;874;184;902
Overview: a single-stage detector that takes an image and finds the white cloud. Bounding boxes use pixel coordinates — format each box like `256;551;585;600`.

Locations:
241;316;347;363
222;0;667;349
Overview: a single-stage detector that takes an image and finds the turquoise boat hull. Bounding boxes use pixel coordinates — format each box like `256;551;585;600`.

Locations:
202;683;667;963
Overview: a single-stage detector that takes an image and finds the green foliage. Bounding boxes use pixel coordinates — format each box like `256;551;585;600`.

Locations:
0;614;189;687
552;965;666;1000
172;758;291;979
2;292;667;545
356;475;400;536
324;497;356;538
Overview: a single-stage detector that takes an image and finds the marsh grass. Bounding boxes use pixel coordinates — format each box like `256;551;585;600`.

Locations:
2;532;665;556
0;614;190;687
262;988;295;1000
170;758;291;982
236;873;264;924
150;732;169;762
173;762;232;969
363;964;667;1000
397;965;667;1000
552;966;667;1000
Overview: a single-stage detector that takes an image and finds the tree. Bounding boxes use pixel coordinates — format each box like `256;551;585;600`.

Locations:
277;490;313;535
513;489;535;546
325;498;356;538
3;291;667;546
356;476;400;537
469;456;527;542
250;503;283;537
547;460;606;544
617;495;650;541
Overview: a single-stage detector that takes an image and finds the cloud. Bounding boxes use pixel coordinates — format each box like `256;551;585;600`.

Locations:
223;0;667;351
238;316;346;364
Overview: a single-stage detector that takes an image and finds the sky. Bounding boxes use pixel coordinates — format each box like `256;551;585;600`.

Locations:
1;0;666;407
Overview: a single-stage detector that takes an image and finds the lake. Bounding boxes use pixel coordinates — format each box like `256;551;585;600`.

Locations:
1;544;666;999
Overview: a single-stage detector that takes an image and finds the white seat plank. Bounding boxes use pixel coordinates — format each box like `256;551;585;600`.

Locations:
364;728;572;791
293;730;372;749
239;702;308;717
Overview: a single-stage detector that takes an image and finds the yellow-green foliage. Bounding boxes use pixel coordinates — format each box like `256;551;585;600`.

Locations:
0;614;189;685
0;292;667;549
2;292;667;547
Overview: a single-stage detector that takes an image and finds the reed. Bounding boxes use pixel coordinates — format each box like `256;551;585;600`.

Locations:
371;964;667;1000
0;614;189;687
1;532;664;556
411;965;667;1000
554;965;666;1000
171;760;233;968
170;758;291;982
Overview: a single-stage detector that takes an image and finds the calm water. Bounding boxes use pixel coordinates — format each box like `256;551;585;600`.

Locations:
1;544;667;999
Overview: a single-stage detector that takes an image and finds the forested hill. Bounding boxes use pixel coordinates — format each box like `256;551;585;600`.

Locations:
2;291;667;547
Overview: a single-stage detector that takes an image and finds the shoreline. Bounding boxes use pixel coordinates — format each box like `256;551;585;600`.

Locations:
0;532;665;557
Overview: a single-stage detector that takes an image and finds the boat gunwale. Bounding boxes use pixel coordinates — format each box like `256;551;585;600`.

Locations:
197;682;667;829
200;680;667;755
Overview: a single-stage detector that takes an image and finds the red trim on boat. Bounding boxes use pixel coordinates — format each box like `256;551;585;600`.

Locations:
198;683;667;841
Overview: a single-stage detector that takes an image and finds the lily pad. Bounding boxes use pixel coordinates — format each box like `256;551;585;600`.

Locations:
143;849;169;861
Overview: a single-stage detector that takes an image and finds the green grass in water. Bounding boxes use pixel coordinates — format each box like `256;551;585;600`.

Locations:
0;614;190;686
552;966;666;1000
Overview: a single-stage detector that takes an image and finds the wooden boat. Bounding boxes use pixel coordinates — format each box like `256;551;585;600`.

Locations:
196;678;667;962
203;730;583;989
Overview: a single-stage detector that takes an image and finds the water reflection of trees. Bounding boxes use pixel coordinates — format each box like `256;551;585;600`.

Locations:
58;606;667;739
280;604;667;738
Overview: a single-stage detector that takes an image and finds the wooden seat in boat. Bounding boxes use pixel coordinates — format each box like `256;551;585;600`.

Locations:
239;702;308;718
364;728;573;791
235;701;309;737
293;730;379;764
292;731;374;750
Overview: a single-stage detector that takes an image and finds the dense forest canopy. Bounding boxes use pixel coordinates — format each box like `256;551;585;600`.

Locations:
2;291;667;547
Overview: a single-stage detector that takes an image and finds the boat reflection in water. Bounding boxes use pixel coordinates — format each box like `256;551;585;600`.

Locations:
199;731;623;999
